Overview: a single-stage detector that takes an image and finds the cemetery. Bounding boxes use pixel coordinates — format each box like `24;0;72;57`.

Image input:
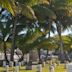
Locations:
0;0;72;72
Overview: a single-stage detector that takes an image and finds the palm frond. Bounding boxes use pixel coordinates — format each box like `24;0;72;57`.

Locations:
15;0;49;6
0;0;17;16
33;5;56;22
24;28;43;44
21;5;37;20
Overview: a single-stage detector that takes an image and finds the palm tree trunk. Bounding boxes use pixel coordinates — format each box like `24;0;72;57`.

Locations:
3;41;7;62
10;16;18;61
59;36;65;63
56;21;65;62
46;49;48;60
38;49;42;63
48;31;50;38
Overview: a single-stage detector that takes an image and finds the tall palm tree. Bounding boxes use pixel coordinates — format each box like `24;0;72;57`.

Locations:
16;23;56;63
45;0;72;62
0;0;56;61
0;0;35;61
0;9;12;62
1;0;72;62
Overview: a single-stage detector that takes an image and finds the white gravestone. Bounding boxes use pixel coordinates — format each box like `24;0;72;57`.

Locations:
14;53;19;72
6;65;9;72
9;61;14;67
66;63;72;72
3;61;6;67
15;62;19;72
37;64;42;72
19;62;21;69
3;61;6;71
49;65;55;72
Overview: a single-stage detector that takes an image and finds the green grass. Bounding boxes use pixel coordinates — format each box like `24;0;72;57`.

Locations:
0;64;66;72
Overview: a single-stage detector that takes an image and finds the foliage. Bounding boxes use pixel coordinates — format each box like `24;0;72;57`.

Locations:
0;0;72;54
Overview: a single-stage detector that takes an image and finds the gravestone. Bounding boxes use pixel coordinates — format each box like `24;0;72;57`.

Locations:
57;61;60;66
9;61;14;72
3;61;6;67
3;61;6;72
25;61;32;70
19;62;21;67
64;61;69;69
19;62;21;70
6;65;9;72
21;61;24;66
9;61;13;67
49;60;55;72
42;61;45;67
37;64;42;72
49;65;55;72
15;62;19;72
66;63;72;72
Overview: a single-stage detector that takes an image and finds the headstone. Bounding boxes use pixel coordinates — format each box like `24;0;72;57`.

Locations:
53;62;57;68
6;65;9;72
66;63;72;72
15;62;19;72
3;61;6;72
26;53;29;63
64;60;69;69
21;61;24;66
42;61;45;67
49;65;55;72
25;62;32;70
57;61;60;66
19;62;21;69
9;61;13;67
3;61;6;67
19;62;21;66
9;61;14;72
37;64;42;72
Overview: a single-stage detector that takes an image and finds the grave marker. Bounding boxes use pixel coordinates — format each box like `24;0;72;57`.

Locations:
66;63;72;72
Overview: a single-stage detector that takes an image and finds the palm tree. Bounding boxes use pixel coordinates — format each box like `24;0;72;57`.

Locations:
45;0;72;62
1;0;72;62
0;9;12;62
0;0;35;61
16;24;56;63
0;0;56;61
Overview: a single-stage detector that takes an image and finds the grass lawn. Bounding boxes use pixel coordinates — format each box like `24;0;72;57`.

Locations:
0;64;66;72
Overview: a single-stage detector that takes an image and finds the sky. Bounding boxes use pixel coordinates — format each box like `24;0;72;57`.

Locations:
50;29;72;37
49;23;72;37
